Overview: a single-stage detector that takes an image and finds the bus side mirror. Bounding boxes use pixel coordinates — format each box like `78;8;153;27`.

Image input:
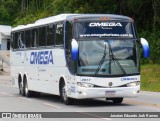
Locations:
71;39;79;60
140;38;150;58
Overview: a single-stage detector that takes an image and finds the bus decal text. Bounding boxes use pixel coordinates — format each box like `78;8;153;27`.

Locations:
89;22;122;27
30;51;54;65
121;77;137;81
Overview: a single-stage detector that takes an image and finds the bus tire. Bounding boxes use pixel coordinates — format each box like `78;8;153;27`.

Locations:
112;98;123;104
19;81;25;96
24;78;33;97
60;82;74;105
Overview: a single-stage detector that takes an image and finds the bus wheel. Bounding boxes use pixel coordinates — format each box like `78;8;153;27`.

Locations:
60;82;74;105
24;78;33;97
19;81;25;96
112;98;123;104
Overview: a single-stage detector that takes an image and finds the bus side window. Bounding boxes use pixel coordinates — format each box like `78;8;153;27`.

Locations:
11;33;14;50
39;26;46;47
14;32;18;50
18;31;25;49
65;21;73;56
65;21;76;74
25;30;31;48
47;24;55;46
55;23;64;46
31;28;38;47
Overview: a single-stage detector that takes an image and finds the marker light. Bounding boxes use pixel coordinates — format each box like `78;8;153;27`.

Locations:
74;17;78;22
100;17;110;21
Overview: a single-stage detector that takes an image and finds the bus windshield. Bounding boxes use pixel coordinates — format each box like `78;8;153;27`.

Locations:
75;21;135;38
77;39;139;76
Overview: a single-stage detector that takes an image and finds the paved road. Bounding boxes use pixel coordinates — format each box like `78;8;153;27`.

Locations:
0;75;160;121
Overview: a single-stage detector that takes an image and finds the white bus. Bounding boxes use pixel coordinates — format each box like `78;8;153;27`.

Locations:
10;14;149;105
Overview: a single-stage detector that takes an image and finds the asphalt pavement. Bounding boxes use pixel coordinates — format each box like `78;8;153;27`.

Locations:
0;65;160;121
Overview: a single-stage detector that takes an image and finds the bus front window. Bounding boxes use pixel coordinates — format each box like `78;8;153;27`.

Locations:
75;21;135;39
77;39;139;76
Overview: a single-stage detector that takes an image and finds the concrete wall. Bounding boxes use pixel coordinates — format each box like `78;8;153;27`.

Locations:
0;25;12;50
0;33;10;50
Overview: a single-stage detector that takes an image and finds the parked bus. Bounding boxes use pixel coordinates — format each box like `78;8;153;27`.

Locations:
10;14;149;105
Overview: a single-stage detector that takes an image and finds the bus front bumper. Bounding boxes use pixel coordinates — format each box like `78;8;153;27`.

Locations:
74;86;140;99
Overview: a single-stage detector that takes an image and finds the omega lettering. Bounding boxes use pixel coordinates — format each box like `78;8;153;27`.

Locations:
89;22;122;27
121;77;137;81
30;51;54;65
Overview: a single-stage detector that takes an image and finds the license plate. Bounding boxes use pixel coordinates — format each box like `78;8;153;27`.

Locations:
105;91;116;96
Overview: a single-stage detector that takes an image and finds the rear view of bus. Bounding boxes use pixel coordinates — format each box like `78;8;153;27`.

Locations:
64;14;149;104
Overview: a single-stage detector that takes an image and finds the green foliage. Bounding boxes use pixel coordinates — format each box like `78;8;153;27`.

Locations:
0;0;159;65
14;14;37;26
0;0;18;24
0;7;10;24
148;32;160;64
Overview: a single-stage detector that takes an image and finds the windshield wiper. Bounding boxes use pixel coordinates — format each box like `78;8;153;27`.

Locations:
107;42;126;75
95;44;107;76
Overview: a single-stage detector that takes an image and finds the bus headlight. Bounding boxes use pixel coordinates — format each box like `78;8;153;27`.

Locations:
126;81;140;87
77;82;94;88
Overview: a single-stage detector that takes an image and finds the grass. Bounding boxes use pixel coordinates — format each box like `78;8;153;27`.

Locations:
141;64;160;92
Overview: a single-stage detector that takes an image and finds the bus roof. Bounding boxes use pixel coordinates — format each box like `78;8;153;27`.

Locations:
12;14;133;31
